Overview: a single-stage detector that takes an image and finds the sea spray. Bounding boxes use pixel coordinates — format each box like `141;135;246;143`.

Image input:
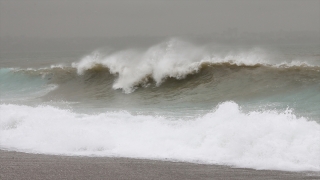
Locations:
72;39;318;93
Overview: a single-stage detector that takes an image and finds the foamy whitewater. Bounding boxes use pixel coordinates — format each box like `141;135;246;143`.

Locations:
1;38;320;171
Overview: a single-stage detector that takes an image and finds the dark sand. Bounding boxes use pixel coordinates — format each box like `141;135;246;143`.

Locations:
0;150;319;180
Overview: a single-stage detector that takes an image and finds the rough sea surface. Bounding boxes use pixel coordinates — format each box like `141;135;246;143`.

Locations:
1;38;319;171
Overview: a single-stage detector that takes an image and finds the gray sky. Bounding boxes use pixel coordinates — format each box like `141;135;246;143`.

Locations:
1;0;319;38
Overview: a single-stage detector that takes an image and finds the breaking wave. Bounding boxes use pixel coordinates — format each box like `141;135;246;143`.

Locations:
71;39;319;93
1;102;319;171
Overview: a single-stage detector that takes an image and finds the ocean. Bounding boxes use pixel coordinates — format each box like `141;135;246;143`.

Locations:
0;38;319;172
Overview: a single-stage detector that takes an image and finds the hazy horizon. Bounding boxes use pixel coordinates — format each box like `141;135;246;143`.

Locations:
1;0;319;39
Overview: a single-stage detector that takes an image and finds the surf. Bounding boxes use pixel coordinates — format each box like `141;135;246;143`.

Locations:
0;102;319;171
71;39;320;93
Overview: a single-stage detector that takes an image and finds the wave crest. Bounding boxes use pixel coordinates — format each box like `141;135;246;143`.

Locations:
72;39;318;93
72;39;272;93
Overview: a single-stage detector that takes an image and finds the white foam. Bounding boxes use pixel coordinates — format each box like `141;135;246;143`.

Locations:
72;39;318;93
72;39;211;93
1;102;319;171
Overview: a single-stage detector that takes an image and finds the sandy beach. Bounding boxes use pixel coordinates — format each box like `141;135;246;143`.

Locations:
0;150;319;180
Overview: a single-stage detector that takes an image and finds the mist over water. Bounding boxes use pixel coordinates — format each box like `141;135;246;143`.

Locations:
1;38;320;171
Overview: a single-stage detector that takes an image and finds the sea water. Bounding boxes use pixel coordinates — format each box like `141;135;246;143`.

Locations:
1;38;319;171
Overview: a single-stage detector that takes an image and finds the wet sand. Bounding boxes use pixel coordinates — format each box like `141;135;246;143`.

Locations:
0;150;319;180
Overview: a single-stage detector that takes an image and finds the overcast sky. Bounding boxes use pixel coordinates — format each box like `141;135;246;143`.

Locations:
1;0;319;38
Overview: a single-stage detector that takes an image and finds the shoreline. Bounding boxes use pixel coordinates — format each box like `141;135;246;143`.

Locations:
1;150;319;180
